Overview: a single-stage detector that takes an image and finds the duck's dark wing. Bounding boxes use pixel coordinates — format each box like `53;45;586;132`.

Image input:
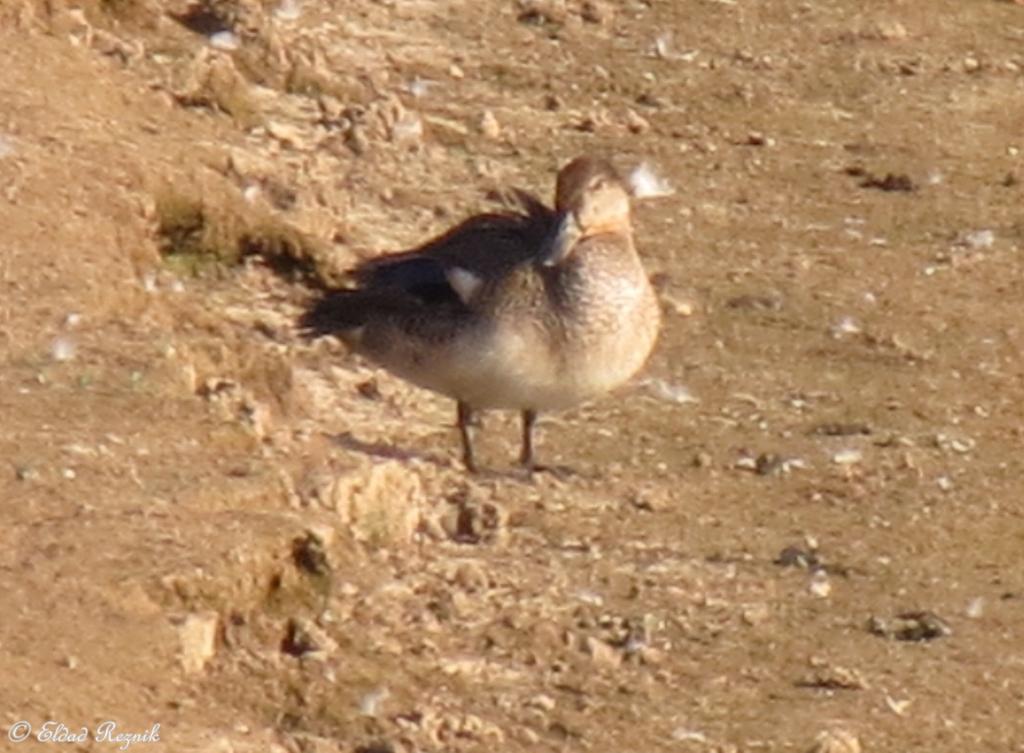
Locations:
354;190;557;288
300;190;556;338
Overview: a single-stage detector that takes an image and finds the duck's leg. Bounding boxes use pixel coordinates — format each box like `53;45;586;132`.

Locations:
456;401;478;473
519;409;538;470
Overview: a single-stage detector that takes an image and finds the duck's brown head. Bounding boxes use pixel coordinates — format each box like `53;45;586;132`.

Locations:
542;157;631;267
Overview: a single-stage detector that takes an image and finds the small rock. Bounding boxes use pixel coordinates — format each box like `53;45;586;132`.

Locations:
624;109;650;134
860;172;917;192
322;461;426;545
754;452;791;476
809;572;832;598
209;31;240;51
829;316;861;338
452;561;489;592
965;597;984;619
292;528;332;575
808;729;861;753
15;466;38;481
693;451;712;468
51;336;75;362
586;636;622;669
742;603;770;626
745;130;774;147
960;229;995;250
873;19;908;40
479;110;501;140
274;0;301;21
802;661;869;690
775;545;819;569
406;77;433;98
283;617;338;657
266;121;304;149
359;687;390;717
175;612;219;673
662;295;694;316
811;422;871;437
345;125;370;155
831;448;863;466
868;611;952;641
579;0;611;24
526;693;556;711
885;694;911;715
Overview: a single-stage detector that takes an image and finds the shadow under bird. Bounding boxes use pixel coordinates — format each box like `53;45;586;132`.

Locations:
299;156;660;473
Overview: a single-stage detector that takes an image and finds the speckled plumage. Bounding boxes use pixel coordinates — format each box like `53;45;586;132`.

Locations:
300;157;660;472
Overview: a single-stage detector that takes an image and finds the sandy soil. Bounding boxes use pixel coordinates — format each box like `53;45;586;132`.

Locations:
2;1;1024;751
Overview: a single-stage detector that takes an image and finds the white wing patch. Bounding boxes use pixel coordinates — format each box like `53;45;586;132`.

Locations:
446;267;483;305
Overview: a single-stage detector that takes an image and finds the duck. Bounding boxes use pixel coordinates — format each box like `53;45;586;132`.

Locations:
300;156;660;473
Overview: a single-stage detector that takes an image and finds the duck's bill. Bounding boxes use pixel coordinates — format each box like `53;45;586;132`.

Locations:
540;211;581;267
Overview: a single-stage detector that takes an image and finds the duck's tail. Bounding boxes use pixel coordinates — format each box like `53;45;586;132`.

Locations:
298;291;380;339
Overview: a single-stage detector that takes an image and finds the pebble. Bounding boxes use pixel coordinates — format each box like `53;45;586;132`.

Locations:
359;687;390;716
831;448;863;466
407;77;433;98
479;110;501;140
274;0;301;21
662;295;695;316
885;695;911;716
283;617;338;657
745;130;774;147
624;109;650;134
175;612;219;673
15;465;38;481
808;572;832;598
693;451;712;468
51;336;75;362
293;529;332;575
586;636;622;668
579;0;611;24
776;545;819;569
960;229;995;250
390;111;423;145
804;662;868;690
965;597;984;619
209;31;240;51
526;693;556;712
0;134;13;159
829;316;861;338
868;611;951;641
809;729;861;753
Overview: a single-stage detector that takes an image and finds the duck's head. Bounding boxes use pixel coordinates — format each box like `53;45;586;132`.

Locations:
542;157;631;267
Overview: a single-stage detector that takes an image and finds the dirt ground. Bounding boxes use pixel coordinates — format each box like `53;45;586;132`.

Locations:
2;0;1024;751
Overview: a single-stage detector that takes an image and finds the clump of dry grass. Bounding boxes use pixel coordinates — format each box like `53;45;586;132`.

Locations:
154;188;332;285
